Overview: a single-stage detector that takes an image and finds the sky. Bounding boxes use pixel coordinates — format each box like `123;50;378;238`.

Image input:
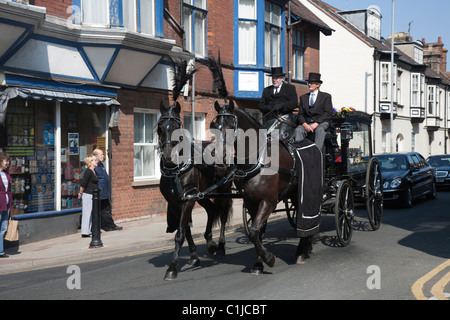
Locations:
322;0;449;45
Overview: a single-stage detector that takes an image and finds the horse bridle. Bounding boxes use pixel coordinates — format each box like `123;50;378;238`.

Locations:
157;111;193;177
211;109;238;143
158;113;183;150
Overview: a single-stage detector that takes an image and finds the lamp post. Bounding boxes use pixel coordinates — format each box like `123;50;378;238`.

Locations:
390;0;395;152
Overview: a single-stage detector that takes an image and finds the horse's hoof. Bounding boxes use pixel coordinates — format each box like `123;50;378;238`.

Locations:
216;245;226;256
251;263;264;275
265;254;276;268
207;245;217;255
188;258;200;267
164;270;178;280
296;254;307;265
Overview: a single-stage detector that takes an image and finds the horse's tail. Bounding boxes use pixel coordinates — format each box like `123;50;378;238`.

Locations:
160;176;182;233
212;183;234;228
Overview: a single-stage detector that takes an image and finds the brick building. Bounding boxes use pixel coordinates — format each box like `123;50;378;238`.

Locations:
0;0;330;243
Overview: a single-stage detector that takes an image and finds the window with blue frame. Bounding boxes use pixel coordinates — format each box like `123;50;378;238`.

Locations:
183;0;207;57
123;0;155;35
238;0;257;65
292;28;305;80
234;0;285;98
264;0;282;68
236;0;285;68
74;0;162;37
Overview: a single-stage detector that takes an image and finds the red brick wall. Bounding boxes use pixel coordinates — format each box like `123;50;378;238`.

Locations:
33;0;72;19
111;88;170;220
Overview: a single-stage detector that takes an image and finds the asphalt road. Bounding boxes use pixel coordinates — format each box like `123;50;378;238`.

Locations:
1;189;449;302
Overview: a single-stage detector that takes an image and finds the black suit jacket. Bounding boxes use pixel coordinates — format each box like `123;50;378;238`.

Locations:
297;91;333;125
258;82;298;122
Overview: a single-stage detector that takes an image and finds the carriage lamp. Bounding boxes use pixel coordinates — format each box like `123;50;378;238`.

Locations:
340;122;353;141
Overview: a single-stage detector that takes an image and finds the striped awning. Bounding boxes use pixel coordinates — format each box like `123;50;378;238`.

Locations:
0;87;120;126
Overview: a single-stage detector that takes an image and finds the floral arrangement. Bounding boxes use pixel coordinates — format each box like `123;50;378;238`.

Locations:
333;107;356;118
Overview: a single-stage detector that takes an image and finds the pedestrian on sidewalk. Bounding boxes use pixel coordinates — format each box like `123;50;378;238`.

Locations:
93;148;122;232
78;155;99;237
0;151;12;257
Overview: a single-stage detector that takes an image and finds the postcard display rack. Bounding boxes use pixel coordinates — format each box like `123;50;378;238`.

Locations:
5;104;54;214
5;104;82;214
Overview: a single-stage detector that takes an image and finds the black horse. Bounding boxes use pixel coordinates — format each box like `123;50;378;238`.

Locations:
158;101;233;280
210;101;323;274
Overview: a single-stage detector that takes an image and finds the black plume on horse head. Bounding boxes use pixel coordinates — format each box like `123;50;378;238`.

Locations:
198;55;228;100
170;57;197;102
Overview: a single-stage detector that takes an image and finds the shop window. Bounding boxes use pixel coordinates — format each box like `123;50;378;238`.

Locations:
4;99;107;215
5;100;50;214
60;102;107;210
134;109;160;181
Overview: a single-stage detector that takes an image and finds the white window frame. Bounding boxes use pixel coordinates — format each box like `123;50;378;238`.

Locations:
448;92;450;122
183;0;207;58
380;62;390;101
380;62;396;102
427;85;436;116
397;70;402;106
414;46;423;64
133;108;160;181
411;73;420;107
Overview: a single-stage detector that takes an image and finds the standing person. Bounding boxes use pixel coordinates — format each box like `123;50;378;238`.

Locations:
0;151;12;257
78;155;99;238
93;148;122;232
294;72;333;151
258;66;298;138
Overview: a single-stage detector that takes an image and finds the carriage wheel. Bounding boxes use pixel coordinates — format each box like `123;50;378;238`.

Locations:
285;198;297;229
365;157;383;230
242;202;267;239
334;180;354;246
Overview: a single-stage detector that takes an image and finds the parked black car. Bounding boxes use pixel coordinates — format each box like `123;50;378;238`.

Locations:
427;155;450;188
375;152;436;208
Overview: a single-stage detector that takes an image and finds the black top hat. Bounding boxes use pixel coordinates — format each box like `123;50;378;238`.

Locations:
307;72;323;83
268;67;286;77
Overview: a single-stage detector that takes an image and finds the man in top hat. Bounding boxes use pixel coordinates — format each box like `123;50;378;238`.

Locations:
258;67;298;138
294;72;333;151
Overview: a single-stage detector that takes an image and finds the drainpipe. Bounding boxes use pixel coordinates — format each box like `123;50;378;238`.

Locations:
390;0;395;153
191;64;196;136
287;1;291;83
373;49;378;154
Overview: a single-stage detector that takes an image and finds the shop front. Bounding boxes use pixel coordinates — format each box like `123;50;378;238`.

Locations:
0;83;119;243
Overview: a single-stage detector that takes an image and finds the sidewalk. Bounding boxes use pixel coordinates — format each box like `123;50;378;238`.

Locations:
0;200;251;275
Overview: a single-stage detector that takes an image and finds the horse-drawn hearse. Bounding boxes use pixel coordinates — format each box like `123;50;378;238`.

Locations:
254;108;384;247
157;57;383;279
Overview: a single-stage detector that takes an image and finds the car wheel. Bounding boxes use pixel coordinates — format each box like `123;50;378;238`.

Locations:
401;187;413;208
426;181;437;200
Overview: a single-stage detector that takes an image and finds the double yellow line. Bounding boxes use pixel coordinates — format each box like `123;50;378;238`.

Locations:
412;259;450;300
